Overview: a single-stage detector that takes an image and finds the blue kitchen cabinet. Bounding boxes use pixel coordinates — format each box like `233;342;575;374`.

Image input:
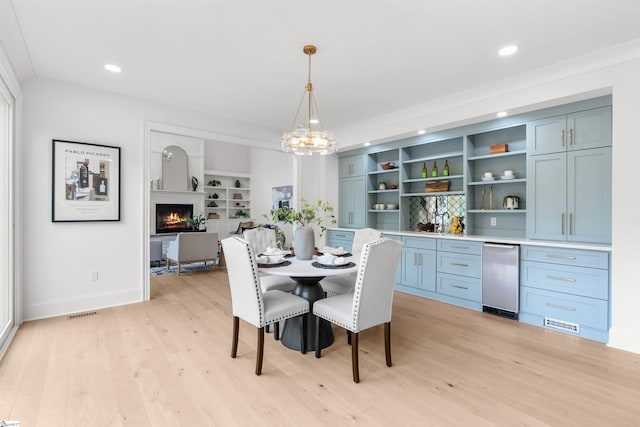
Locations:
339;154;366;177
338;175;366;228
325;229;354;252
527;107;611;155
397;237;436;293
527;147;611;244
519;245;610;343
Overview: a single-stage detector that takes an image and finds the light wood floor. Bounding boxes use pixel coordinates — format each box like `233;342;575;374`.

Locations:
2;269;639;426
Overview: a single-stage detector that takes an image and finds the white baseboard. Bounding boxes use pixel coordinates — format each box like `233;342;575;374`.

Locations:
23;288;143;321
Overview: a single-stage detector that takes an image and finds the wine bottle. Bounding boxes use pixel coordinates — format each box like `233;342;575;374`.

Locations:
443;160;450;176
421;162;428;178
431;161;438;177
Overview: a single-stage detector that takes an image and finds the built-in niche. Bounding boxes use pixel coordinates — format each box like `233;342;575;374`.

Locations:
162;145;189;191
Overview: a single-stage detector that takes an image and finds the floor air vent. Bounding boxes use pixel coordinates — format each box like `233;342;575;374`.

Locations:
544;317;579;334
68;311;98;320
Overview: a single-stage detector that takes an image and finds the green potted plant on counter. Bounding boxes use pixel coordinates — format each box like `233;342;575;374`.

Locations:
264;198;336;260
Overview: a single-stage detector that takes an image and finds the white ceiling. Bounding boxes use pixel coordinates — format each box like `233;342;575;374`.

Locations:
4;0;640;148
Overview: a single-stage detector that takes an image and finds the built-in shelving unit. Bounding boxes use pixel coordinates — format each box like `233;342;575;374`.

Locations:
465;125;527;238
366;149;401;230
203;171;251;221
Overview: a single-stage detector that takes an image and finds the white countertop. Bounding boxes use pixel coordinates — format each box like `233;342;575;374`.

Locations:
329;227;612;252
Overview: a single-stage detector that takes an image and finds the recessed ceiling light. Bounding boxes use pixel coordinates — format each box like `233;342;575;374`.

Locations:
309;119;319;124
417;130;426;135
363;142;371;147
104;64;122;73
498;45;518;56
497;111;508;118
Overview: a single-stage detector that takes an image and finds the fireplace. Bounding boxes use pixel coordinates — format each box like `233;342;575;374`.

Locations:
155;203;194;234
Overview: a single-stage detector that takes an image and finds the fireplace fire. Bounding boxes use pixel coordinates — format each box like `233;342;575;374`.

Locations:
156;203;194;234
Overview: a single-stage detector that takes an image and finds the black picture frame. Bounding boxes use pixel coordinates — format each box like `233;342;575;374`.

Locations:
51;139;121;222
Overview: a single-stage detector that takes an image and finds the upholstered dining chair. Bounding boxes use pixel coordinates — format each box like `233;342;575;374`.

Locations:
243;227;296;293
320;228;382;296
313;238;403;383
221;236;309;375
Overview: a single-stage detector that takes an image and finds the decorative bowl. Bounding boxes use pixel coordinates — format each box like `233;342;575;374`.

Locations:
380;162;396;170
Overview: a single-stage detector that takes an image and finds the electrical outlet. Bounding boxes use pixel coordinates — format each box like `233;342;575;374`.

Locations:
90;271;98;281
490;217;497;226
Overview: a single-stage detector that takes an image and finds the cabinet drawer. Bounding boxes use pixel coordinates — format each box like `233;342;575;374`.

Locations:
520;286;608;331
521;246;609;269
326;230;354;241
438;239;482;255
520;261;609;300
437;253;481;278
326;230;354;252
437;273;481;302
382;233;402;242
403;236;437;250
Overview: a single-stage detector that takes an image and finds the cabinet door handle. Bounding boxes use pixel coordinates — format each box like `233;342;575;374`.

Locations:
561;213;565;235
449;245;469;249
569;128;574;146
546;275;577;283
545;254;577;260
413;253;417;266
561;129;565;146
335;234;346;238
569;213;573;235
450;262;468;267
419;253;423;266
450;284;469;290
545;302;576;311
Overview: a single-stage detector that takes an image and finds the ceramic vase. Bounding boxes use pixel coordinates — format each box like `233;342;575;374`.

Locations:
294;226;315;260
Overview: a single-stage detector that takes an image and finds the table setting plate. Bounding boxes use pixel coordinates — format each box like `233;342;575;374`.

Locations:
257;260;291;268
312;261;356;269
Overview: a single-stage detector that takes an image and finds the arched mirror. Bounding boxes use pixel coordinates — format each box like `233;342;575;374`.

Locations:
162;145;188;191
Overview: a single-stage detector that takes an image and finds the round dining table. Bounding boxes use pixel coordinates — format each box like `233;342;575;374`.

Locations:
259;256;357;352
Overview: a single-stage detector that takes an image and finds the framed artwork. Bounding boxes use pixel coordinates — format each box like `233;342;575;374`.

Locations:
52;139;121;222
272;185;293;209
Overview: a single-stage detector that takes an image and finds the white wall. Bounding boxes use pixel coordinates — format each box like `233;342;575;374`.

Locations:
204;140;250;174
20;76;275;320
249;147;295;245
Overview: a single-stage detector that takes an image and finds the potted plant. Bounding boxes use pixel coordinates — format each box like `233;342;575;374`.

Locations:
186;212;206;231
264;198;336;260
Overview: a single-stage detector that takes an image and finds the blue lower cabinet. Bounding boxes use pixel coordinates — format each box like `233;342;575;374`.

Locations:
437;273;481;302
325;230;354;252
518;245;610;343
394;236;437;296
437;252;482;278
519;286;609;342
403;247;437;292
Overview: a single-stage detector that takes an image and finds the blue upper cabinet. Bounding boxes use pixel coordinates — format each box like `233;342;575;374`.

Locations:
339;154;366;177
527;109;612;244
338;154;367;228
338;175;366;228
527;106;611;155
528;149;612;244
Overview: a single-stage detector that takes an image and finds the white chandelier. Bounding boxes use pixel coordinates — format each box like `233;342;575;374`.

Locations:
281;45;336;155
